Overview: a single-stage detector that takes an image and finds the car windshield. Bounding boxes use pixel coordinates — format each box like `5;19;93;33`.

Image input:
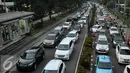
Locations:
67;33;76;37
114;36;123;42
78;21;84;24
120;49;130;55
98;40;108;45
58;44;69;50
98;20;104;24
81;18;86;20
93;25;99;28
74;26;80;30
98;62;112;69
46;35;55;40
64;23;69;25
43;70;58;73
21;51;36;60
66;19;72;22
54;29;60;33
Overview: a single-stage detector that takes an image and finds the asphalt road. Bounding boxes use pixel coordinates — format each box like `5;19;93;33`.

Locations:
0;8;88;73
8;19;87;73
92;27;126;73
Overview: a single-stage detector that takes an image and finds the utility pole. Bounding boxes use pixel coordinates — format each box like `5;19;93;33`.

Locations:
124;0;126;13
118;0;120;11
3;0;6;12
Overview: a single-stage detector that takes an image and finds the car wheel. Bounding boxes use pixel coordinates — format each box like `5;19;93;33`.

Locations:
34;64;37;70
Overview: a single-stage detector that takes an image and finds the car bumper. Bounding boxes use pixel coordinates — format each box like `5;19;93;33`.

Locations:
118;60;130;64
16;64;34;71
55;55;69;60
96;50;108;54
43;44;55;48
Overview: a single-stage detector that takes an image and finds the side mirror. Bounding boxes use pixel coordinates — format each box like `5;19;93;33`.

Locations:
112;66;114;68
95;42;97;44
108;43;110;45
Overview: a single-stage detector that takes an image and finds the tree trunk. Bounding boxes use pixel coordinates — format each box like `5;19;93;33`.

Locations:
49;9;52;20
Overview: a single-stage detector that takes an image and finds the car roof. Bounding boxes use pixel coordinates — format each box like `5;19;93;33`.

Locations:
110;26;117;29
55;26;62;30
68;30;77;34
44;59;62;70
60;38;72;45
98;35;107;40
98;55;110;62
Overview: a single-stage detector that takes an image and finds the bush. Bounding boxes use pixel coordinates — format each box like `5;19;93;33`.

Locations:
77;65;88;73
79;37;93;69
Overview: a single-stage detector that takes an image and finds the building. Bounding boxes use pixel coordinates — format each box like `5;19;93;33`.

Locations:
0;11;34;47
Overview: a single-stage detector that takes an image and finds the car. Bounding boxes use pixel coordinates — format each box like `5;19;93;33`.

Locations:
77;20;85;28
116;43;130;64
112;33;124;47
91;25;102;33
62;22;72;30
97;16;105;26
65;17;73;25
124;64;130;73
81;17;87;23
66;30;79;43
53;26;65;36
73;24;81;33
109;26;119;35
41;59;66;73
76;12;81;18
95;36;109;54
95;29;106;37
95;55;113;73
54;38;74;60
16;44;45;71
43;32;61;48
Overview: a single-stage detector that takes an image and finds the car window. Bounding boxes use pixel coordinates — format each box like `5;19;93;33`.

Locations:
117;46;120;51
96;57;99;64
120;49;130;55
59;63;63;73
98;62;112;69
69;41;73;48
58;44;69;50
43;70;58;73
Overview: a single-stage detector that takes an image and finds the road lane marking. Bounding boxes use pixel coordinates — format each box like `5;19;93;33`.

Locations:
74;25;87;73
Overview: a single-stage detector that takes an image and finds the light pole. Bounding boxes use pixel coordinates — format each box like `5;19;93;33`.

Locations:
124;0;126;13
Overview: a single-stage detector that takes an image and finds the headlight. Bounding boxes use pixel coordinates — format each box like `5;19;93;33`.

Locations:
51;41;54;44
55;54;58;57
113;41;116;44
65;54;69;57
119;57;124;61
105;47;109;50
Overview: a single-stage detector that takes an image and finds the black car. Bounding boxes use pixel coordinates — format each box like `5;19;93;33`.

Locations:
43;32;61;48
112;33;124;48
16;44;45;71
73;25;81;33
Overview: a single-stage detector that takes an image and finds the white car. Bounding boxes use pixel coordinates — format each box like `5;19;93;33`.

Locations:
109;26;119;35
41;59;66;73
62;22;72;29
55;38;74;60
78;20;85;28
124;65;130;73
95;35;109;53
116;44;130;64
66;30;79;43
91;25;102;33
81;17;87;23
